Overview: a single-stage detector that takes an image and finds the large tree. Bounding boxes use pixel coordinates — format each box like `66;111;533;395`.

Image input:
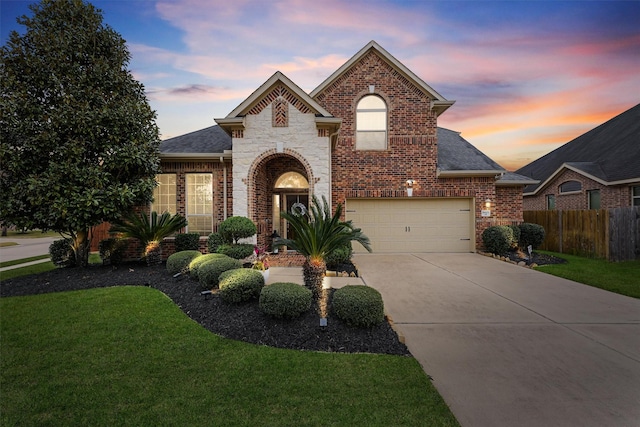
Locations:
0;0;160;266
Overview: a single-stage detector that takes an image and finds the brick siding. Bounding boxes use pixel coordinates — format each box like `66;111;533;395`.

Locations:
523;168;634;210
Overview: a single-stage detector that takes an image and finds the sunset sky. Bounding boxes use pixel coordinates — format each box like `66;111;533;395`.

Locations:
2;0;639;171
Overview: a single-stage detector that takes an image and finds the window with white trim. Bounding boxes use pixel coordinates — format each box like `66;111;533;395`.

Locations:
186;173;213;235
632;186;640;206
356;95;387;150
587;189;601;209
152;174;176;215
546;194;556;210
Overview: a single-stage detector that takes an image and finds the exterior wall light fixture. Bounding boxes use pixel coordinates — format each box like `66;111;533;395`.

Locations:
482;199;492;217
406;179;415;197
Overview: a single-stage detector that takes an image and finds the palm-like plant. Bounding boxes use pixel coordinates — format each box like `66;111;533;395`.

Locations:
110;210;187;265
275;196;372;308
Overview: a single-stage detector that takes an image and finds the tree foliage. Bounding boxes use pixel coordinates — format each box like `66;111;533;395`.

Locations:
0;0;160;266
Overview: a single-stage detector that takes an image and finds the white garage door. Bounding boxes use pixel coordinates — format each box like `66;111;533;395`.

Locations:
345;198;474;253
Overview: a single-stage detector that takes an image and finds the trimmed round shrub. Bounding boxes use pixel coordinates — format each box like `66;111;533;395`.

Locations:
216;243;255;260
49;238;75;267
259;282;312;319
166;250;202;275
333;285;384;328
481;225;513;255
519;223;546;250
218;216;257;244
189;253;228;280
175;233;200;252
198;257;243;289
325;244;353;269
207;232;224;253
218;268;265;304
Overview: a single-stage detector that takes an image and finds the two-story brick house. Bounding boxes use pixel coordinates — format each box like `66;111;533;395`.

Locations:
155;41;535;254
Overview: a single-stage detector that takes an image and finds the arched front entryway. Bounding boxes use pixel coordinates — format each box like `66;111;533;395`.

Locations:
247;151;313;249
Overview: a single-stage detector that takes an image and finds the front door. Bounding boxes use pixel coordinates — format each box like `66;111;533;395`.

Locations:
284;194;308;240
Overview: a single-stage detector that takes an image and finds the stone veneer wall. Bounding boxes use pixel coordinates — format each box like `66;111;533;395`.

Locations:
232;99;332;218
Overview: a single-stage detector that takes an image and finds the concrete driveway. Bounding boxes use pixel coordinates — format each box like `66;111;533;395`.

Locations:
354;253;640;427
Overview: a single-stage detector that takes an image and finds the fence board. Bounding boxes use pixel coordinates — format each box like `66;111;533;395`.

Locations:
609;206;640;261
524;207;639;261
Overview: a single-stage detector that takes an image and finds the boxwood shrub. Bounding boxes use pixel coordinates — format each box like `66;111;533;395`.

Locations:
49;238;75;267
332;285;384;328
166;250;202;275
519;223;546;250
216;243;255;260
325;243;352;269
481;225;514;255
259;282;312;319
98;237;126;266
508;225;521;247
174;233;200;252
188;253;228;280
218;216;257;244
218;268;265;303
207;232;224;253
198;256;243;290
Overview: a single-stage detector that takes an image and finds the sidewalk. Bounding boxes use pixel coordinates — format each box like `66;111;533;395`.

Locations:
0;236;58;272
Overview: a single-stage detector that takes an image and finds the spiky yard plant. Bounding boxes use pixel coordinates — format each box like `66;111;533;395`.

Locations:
276;196;372;318
110;211;187;264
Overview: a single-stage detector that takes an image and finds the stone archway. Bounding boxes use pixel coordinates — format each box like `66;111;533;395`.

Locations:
247;149;314;248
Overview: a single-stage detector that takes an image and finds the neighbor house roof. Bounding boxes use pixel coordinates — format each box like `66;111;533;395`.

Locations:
516;103;640;195
310;40;455;116
436;128;505;177
159;125;232;159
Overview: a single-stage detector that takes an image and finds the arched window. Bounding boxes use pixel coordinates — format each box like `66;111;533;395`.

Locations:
356;95;387;150
559;180;582;194
274;171;309;189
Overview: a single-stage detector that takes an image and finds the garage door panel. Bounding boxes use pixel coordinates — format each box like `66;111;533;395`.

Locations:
346;199;473;253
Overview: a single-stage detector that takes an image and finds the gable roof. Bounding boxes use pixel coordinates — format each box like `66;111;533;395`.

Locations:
310;40;455;116
436;128;505;177
516;103;640;194
222;71;333;119
159;125;231;158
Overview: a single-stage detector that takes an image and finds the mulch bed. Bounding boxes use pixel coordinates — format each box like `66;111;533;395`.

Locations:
506;249;568;266
1;262;410;356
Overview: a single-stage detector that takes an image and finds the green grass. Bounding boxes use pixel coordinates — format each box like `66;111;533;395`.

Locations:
1;287;459;426
535;251;640;298
0;254;51;268
0;242;18;247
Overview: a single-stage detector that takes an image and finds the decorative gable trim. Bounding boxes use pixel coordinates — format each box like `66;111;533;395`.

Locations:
247;83;311;117
272;97;289;127
223;71;332;118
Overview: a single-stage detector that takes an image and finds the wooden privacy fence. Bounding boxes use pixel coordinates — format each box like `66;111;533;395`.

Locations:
523;207;640;261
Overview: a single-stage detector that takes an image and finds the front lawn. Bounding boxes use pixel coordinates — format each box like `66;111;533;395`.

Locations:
1;286;459;426
534;251;640;299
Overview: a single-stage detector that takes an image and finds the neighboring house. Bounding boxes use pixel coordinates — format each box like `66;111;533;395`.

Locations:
517;104;640;211
155;41;535;253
